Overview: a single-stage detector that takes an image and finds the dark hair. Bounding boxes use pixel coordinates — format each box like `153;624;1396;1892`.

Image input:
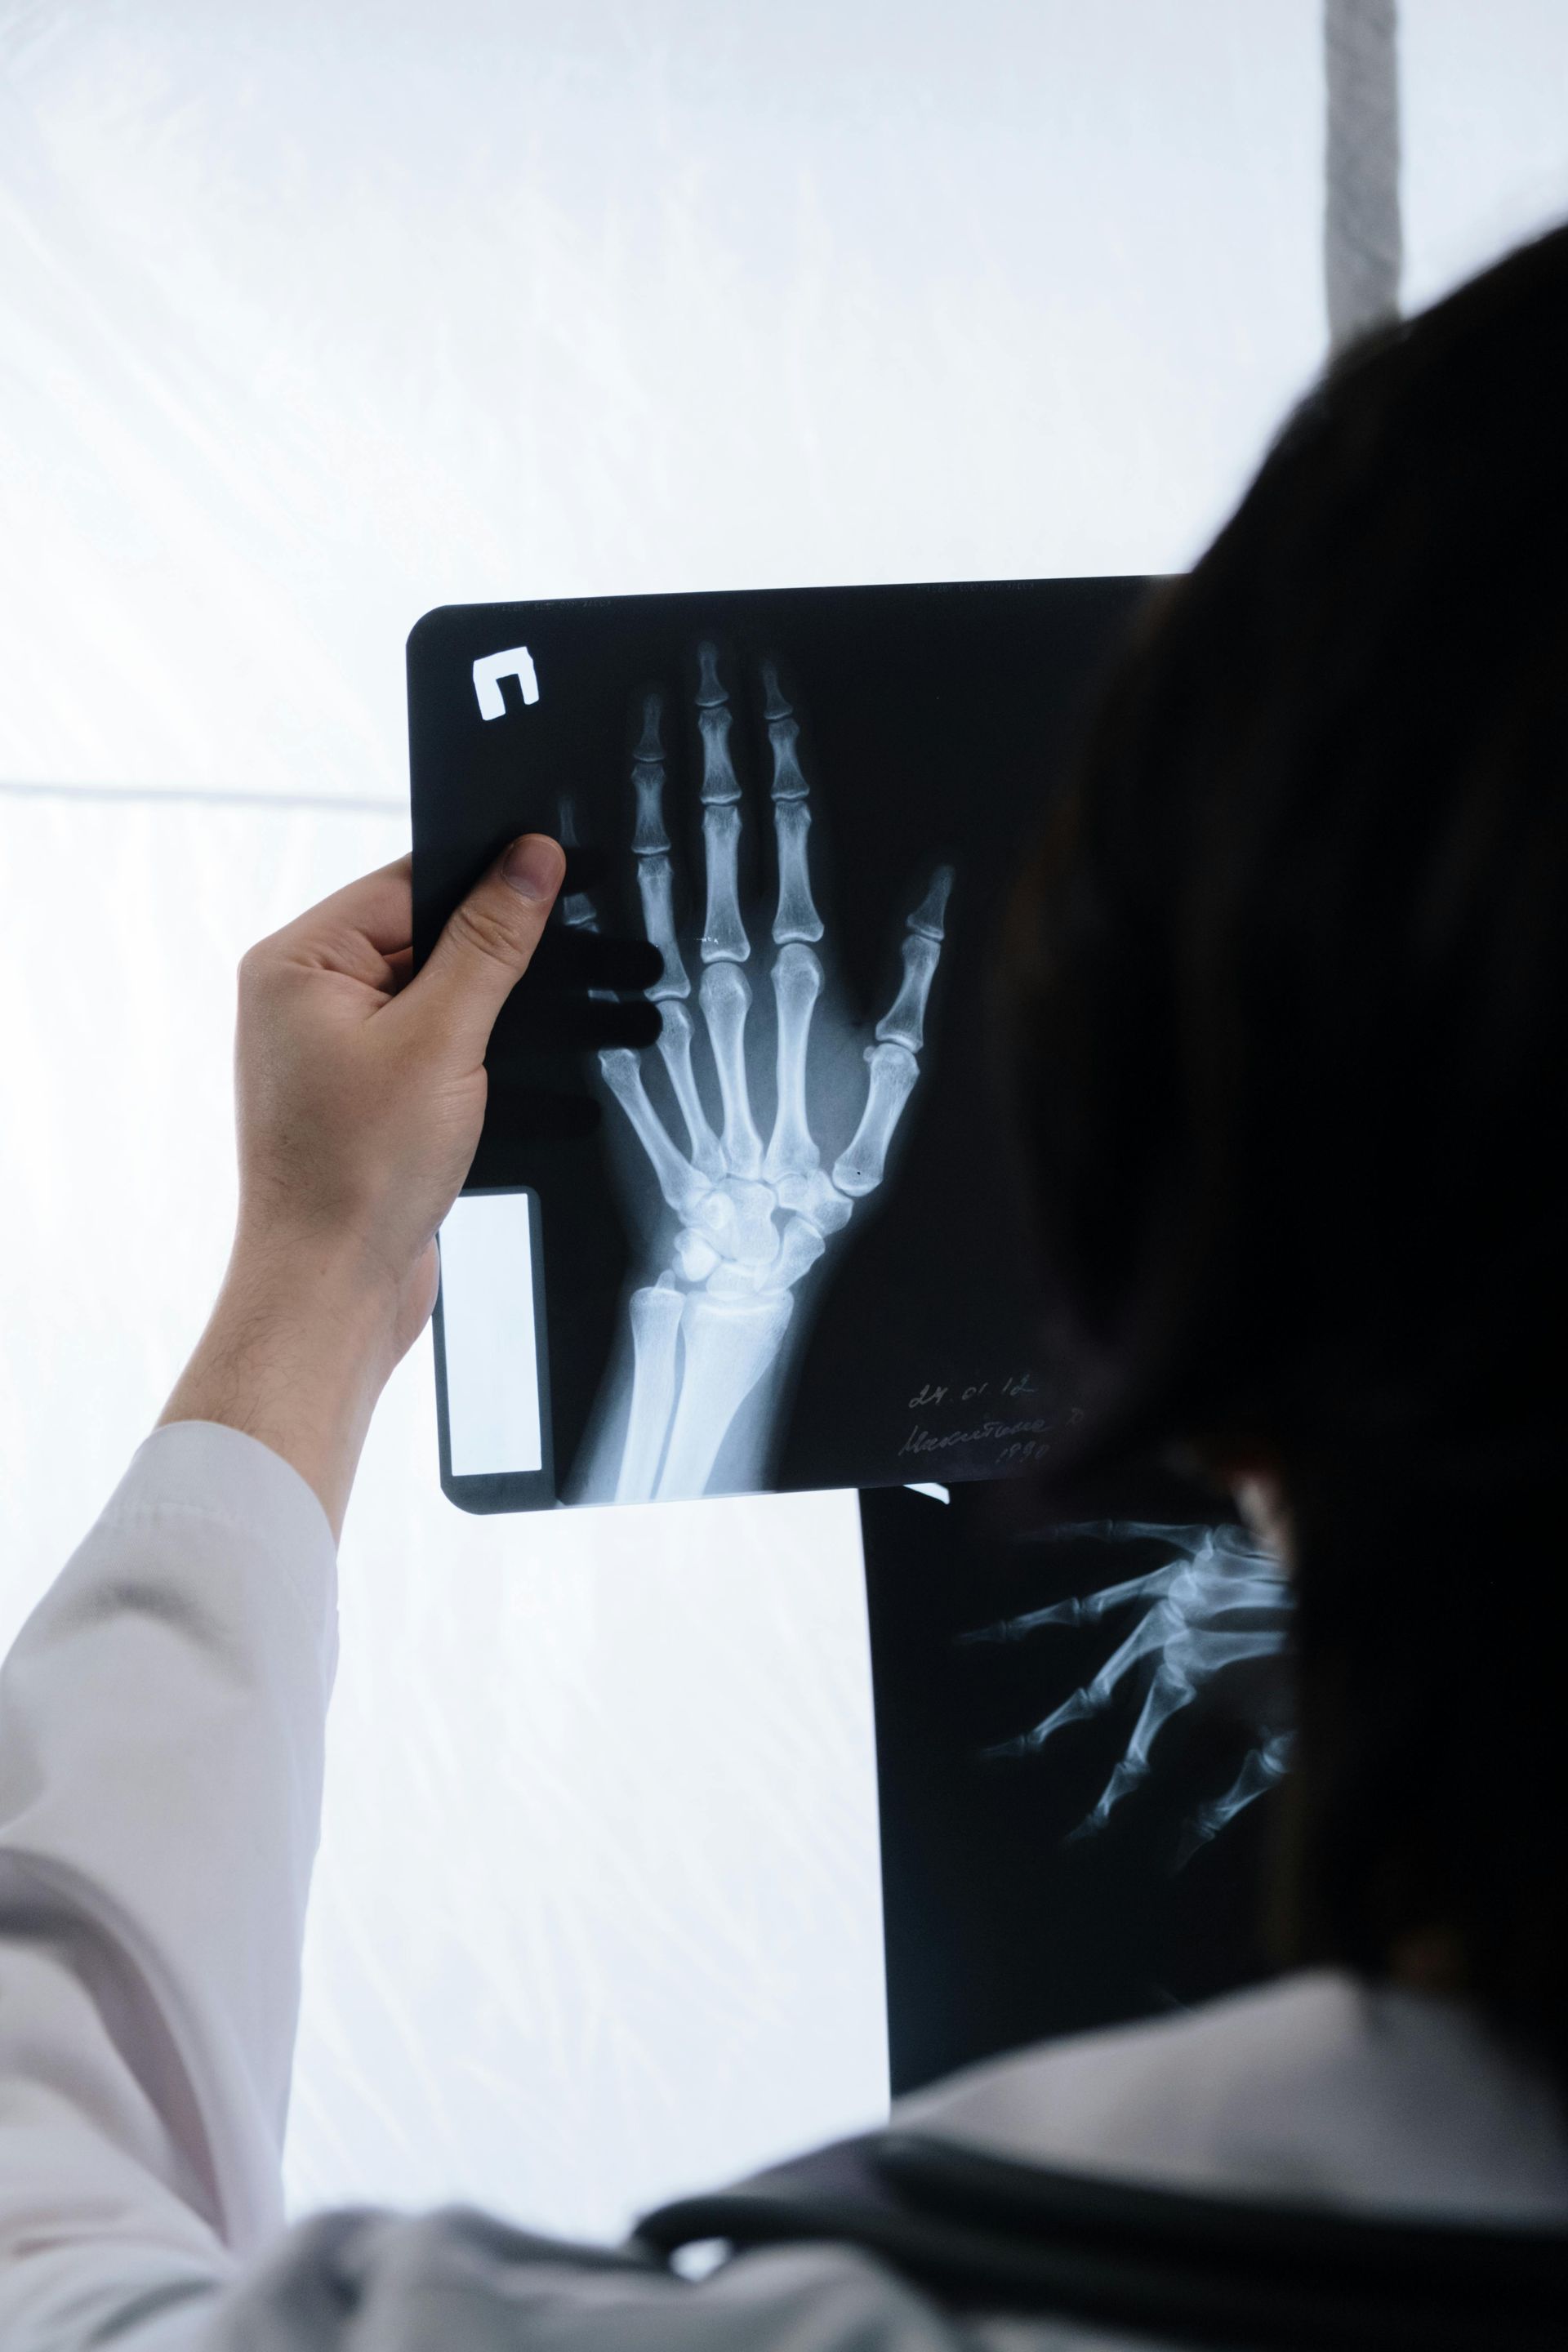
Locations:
1004;227;1568;2083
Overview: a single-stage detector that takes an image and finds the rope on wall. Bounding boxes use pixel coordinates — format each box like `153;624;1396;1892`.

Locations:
1323;0;1402;353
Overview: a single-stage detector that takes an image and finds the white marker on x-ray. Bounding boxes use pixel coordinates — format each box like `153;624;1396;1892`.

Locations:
473;644;540;719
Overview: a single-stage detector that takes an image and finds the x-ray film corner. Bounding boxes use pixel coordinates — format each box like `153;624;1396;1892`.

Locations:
411;577;1153;1513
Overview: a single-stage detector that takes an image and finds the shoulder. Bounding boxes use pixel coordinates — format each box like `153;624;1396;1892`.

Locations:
893;1971;1568;2221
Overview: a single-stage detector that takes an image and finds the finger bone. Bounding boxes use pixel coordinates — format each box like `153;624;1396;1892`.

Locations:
764;942;822;1180
655;1290;794;1499
831;1040;918;1198
656;1001;724;1178
696;647;741;804
599;1047;711;1218
556;791;598;933
699;803;750;964
908;864;955;940
698;963;764;1178
772;800;824;946
875;930;941;1054
616;1281;686;1503
637;854;692;1001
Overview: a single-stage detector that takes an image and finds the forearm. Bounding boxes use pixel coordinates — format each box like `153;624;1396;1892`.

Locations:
159;1231;410;1541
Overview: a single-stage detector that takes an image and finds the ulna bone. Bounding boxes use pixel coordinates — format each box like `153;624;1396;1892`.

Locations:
831;1040;920;1197
616;1281;686;1503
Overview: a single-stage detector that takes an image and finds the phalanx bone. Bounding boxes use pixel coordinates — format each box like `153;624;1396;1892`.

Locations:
585;645;954;1503
964;1522;1293;1863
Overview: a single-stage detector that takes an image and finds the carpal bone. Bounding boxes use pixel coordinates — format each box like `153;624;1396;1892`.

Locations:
772;800;823;945
599;1048;710;1218
776;1165;853;1234
760;1212;826;1294
699;802;750;964
764;942;822;1180
656;1002;724;1178
674;1227;720;1283
616;1281;686;1503
655;1290;795;1500
831;1040;919;1197
875;930;941;1054
699;962;764;1178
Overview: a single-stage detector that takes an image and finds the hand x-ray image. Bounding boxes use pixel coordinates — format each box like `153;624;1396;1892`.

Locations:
410;578;1148;1512
860;1481;1292;2092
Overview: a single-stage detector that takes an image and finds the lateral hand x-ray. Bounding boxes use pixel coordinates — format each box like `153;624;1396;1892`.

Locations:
409;579;1147;1512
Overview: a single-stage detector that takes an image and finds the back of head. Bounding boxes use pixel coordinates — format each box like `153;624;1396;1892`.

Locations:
1004;228;1568;2084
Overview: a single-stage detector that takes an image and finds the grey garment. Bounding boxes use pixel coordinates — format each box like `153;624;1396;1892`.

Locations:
147;2208;1152;2352
1323;0;1402;351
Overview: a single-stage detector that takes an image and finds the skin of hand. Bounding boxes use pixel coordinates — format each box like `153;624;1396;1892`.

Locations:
159;835;565;1536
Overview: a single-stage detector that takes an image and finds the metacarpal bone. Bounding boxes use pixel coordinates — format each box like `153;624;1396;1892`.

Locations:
831;1040;919;1197
599;1048;712;1219
655;1290;795;1499
764;942;823;1179
699;962;764;1178
699;804;749;964
656;1002;724;1179
772;800;824;946
617;1281;686;1503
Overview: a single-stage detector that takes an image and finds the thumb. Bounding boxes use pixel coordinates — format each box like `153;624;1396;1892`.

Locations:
405;834;566;1063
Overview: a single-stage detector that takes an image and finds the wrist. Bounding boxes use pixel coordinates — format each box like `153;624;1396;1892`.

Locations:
161;1228;417;1539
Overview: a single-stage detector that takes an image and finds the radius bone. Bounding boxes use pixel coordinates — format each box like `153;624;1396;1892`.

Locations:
616;1280;685;1503
698;961;764;1179
831;1040;919;1198
764;941;823;1181
655;1290;795;1499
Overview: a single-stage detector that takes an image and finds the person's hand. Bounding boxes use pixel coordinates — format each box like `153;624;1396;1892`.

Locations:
161;836;564;1533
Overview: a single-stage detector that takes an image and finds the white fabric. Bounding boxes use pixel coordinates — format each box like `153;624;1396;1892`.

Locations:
0;1421;1564;2352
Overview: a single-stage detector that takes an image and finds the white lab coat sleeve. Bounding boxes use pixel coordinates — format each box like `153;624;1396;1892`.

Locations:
0;1421;339;2352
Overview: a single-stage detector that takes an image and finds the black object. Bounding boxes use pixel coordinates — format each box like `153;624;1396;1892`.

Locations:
408;578;1149;1512
637;2128;1567;2351
860;1481;1281;2096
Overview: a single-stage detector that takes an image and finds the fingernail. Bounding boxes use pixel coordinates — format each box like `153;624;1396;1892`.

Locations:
502;835;562;899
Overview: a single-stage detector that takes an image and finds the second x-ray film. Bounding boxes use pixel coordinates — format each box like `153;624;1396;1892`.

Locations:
410;578;1150;1513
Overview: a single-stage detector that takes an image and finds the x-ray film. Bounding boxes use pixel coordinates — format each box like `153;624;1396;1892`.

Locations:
409;578;1149;1513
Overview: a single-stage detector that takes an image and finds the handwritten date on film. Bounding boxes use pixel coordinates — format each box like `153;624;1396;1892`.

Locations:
899;1370;1077;1470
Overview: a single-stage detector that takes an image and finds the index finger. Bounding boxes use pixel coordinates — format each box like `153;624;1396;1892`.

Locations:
265;853;415;979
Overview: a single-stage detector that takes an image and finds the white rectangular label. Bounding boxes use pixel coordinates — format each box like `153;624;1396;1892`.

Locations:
439;1192;543;1477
